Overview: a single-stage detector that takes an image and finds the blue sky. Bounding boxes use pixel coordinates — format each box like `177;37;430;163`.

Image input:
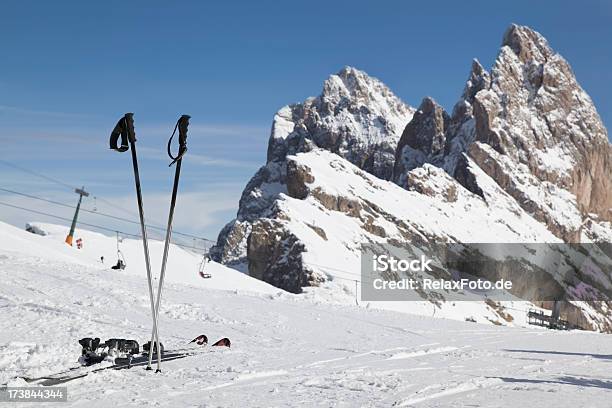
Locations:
0;0;610;241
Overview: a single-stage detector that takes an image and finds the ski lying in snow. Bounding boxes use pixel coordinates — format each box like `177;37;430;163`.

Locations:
14;335;230;386
21;351;199;386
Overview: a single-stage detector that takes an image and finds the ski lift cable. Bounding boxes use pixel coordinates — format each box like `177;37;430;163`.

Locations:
308;261;361;279
0;159;75;190
0;187;215;243
0;200;204;252
0;159;156;226
91;195;141;219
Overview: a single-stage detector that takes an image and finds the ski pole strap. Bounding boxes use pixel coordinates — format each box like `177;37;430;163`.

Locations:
167;115;190;166
109;113;136;152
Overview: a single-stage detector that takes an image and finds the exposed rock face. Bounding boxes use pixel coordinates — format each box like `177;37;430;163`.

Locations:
393;97;449;186
466;25;611;241
210;67;414;266
211;25;611;331
267;66;414;179
394;24;612;242
393;59;488;185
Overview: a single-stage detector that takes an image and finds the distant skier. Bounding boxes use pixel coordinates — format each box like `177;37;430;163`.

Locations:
100;256;104;264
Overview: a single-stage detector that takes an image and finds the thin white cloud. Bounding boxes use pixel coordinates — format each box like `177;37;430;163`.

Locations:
0;105;94;119
137;146;261;169
137;123;269;138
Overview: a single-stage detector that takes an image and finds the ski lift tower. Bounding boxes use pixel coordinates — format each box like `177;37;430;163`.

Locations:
65;186;89;246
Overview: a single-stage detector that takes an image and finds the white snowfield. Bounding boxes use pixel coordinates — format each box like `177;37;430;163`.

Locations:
0;221;610;407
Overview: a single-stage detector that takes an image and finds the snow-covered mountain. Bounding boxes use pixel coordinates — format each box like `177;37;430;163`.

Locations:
210;66;414;266
211;25;611;332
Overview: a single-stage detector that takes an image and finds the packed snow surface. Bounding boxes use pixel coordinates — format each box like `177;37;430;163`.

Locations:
0;221;610;407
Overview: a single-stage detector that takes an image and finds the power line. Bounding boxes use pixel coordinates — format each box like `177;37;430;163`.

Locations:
0;200;206;252
0;187;215;243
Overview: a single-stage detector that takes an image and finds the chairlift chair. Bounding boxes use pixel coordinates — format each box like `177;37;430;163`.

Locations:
112;250;127;270
111;232;127;270
198;255;212;279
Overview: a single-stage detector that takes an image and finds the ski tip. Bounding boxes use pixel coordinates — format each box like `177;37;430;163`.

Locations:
190;334;208;346
212;337;231;348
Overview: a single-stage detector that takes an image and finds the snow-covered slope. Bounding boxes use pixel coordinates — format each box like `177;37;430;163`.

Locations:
1;221;611;407
0;221;279;294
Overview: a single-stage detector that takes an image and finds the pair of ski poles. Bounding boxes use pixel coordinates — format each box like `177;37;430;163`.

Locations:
109;113;190;372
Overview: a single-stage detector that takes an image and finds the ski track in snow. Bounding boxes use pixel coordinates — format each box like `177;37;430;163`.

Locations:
0;222;611;407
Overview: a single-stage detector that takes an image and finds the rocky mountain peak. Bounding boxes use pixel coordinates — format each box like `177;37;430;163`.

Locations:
469;24;612;231
266;66;414;178
462;59;490;102
393;97;449;186
391;23;610;240
322;66;383;103
502;24;553;64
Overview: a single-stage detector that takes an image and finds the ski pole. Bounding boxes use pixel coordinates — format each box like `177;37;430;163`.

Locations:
147;114;190;372
109;113;161;371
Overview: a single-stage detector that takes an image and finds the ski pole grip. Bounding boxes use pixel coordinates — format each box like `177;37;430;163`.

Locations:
167;114;190;166
109;113;136;152
178;114;190;148
124;113;136;144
